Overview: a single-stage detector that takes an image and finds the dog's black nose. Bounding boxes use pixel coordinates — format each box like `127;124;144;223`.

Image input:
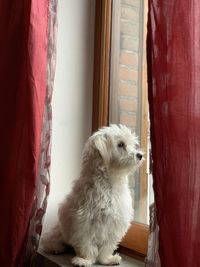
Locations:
136;153;143;160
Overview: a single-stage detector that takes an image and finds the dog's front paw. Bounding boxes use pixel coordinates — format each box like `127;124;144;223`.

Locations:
99;254;121;266
72;256;92;267
109;254;121;265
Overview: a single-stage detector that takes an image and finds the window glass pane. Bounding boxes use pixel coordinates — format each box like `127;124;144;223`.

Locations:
109;0;154;224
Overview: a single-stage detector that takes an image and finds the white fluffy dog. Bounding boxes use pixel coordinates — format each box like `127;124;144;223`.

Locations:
41;124;143;266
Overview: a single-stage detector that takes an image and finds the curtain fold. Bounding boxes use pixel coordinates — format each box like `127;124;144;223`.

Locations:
146;0;200;266
0;1;57;266
25;1;58;265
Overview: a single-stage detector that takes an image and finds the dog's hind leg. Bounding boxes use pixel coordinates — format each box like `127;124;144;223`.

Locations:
40;223;65;254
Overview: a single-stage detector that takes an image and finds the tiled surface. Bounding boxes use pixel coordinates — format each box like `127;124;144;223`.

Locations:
31;251;145;267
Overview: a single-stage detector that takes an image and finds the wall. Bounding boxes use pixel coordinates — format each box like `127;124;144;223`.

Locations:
43;0;95;230
110;0;143;135
109;0;147;223
119;0;141;134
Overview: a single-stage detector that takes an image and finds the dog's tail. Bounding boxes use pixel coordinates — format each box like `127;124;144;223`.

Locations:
40;223;65;254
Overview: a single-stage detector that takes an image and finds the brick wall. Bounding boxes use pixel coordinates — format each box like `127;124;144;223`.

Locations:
110;0;143;135
109;0;145;222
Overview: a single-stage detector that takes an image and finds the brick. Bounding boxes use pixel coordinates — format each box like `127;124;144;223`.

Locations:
120;52;138;67
119;82;138;97
120;20;139;36
119;66;138;82
129;126;136;133
120;98;137;112
120;113;136;127
121;6;139;21
121;36;139;52
121;0;140;8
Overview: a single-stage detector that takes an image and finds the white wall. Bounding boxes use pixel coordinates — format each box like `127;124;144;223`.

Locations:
43;0;95;229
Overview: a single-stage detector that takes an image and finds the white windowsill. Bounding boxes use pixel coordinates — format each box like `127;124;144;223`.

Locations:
32;250;145;267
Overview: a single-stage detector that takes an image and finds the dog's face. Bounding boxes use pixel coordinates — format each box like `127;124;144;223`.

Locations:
92;124;143;173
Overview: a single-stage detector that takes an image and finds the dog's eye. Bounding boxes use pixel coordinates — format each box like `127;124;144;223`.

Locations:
118;141;125;148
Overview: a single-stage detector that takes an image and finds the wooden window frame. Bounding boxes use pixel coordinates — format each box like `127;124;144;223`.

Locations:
92;0;112;131
92;0;149;260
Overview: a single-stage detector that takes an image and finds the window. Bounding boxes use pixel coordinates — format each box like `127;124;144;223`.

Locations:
92;0;152;259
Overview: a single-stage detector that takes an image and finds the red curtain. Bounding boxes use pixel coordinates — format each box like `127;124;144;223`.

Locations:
0;1;49;266
147;0;200;266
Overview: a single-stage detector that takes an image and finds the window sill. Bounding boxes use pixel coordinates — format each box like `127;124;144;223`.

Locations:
31;250;145;267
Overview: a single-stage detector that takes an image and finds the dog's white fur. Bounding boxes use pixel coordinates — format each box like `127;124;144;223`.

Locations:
41;124;143;266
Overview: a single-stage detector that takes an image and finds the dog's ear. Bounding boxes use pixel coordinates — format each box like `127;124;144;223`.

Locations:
93;133;110;165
